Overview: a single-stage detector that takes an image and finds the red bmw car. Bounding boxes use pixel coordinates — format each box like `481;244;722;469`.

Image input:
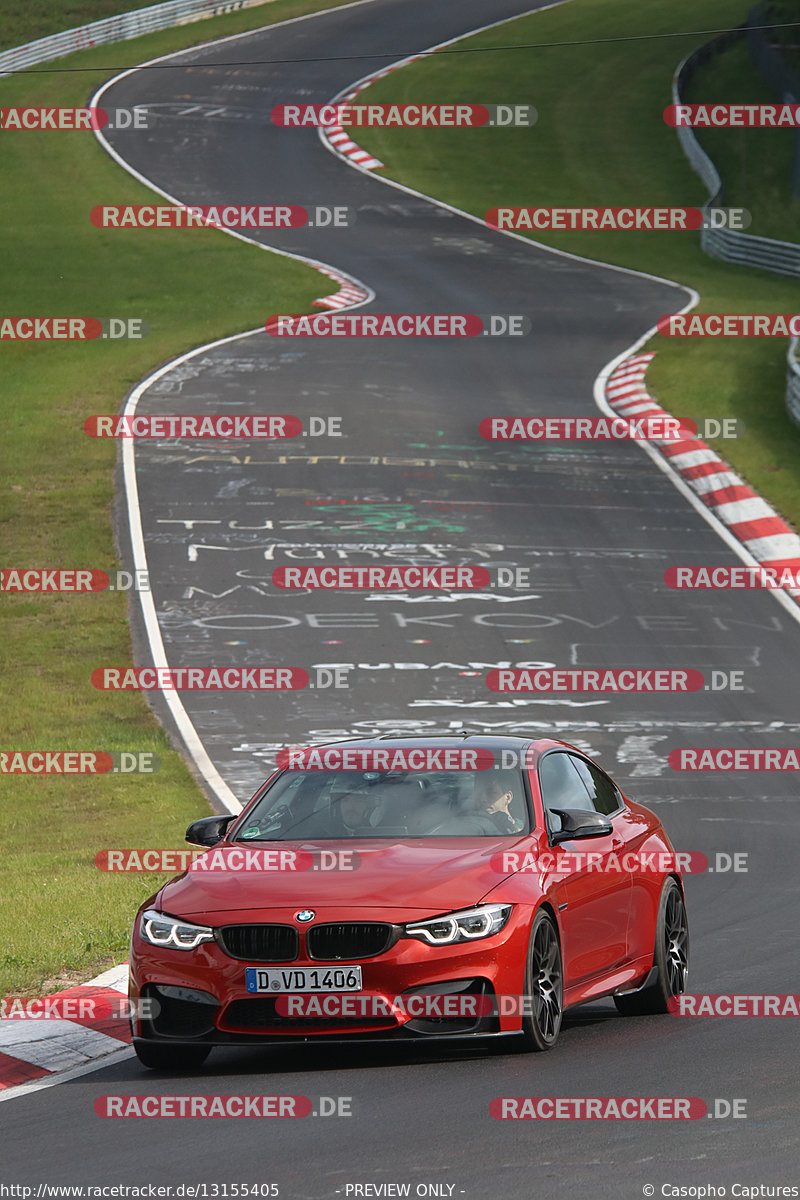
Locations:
129;734;689;1069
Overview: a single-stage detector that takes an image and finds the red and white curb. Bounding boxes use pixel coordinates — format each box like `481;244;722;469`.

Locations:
0;964;131;1096
607;353;800;598
0;172;366;1107
321;116;385;170
313;264;371;309
320;57;425;170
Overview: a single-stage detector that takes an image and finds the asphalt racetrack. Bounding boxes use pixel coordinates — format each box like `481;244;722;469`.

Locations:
3;0;800;1194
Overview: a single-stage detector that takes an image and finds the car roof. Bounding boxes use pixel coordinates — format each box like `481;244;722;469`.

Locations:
296;732;577;754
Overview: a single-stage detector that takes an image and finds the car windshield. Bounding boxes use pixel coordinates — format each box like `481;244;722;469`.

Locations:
232;768;530;840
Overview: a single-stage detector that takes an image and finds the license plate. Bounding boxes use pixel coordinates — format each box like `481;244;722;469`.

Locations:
245;966;363;993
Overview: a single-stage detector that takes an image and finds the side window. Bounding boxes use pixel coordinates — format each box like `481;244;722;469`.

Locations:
570;756;622;816
538;753;594;833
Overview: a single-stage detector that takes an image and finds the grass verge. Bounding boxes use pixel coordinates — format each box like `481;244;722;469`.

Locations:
0;0;366;998
352;0;800;528
0;0;357;53
0;0;147;52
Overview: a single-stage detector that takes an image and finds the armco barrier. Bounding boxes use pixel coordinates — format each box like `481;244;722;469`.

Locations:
0;0;275;77
786;338;800;427
672;29;800;278
671;25;800;426
746;0;800;197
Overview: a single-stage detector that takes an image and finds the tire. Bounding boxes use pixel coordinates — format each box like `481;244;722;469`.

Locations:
519;909;563;1051
614;878;689;1016
133;1040;212;1071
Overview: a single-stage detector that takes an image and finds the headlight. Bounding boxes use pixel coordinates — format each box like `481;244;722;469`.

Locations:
139;909;215;951
404;904;512;946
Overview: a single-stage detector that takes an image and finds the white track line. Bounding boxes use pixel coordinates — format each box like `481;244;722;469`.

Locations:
89;2;377;814
315;3;800;630
0;965;131;1100
9;0;780;1103
0;1046;134;1105
595;345;800;625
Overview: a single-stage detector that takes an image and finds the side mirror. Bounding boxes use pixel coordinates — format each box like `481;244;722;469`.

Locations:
185;814;236;847
550;808;613;844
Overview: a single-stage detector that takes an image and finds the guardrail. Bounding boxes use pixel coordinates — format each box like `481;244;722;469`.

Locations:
673;30;800;278
786;339;800;426
672;27;800;427
0;0;274;77
746;0;800;195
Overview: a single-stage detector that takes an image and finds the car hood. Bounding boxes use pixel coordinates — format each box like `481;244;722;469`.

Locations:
157;838;525;921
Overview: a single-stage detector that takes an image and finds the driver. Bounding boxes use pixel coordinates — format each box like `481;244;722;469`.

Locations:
420;776;524;835
474;776;525;834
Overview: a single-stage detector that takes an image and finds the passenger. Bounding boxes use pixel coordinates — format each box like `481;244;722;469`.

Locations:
327;791;374;837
